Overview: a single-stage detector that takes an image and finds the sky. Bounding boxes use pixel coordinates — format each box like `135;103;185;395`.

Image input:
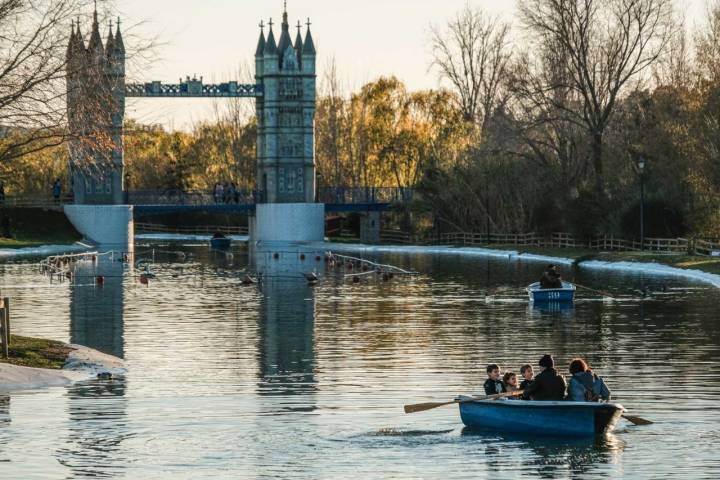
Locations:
108;0;711;131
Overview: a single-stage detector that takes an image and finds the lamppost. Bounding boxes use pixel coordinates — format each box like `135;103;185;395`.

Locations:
638;157;645;251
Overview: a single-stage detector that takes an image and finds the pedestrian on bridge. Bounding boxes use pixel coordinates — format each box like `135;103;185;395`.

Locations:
52;179;62;204
213;183;223;204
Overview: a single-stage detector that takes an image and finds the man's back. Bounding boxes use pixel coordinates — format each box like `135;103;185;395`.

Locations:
526;368;566;400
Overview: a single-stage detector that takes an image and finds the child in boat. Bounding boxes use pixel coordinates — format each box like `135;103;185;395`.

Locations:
566;358;611;402
519;364;534;391
503;372;519;395
521;354;567;400
483;364;505;395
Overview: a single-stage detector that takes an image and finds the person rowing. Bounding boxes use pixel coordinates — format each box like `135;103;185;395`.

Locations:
521;354;566;401
539;264;562;289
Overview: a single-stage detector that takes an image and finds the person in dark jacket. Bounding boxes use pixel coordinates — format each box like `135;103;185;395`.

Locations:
566;358;611;402
539;265;562;289
483;363;505;395
522;354;566;400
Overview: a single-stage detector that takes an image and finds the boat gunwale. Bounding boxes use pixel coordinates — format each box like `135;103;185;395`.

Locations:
457;396;625;412
526;281;577;293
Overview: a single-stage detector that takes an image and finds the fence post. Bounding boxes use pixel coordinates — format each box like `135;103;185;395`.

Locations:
4;297;9;342
0;303;7;360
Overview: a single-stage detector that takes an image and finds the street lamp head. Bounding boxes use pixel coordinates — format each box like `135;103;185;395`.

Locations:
638;157;645;172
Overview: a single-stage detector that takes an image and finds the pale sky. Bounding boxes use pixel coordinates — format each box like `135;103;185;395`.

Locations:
110;0;710;131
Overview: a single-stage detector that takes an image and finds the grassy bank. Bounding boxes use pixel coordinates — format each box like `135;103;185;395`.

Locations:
0;208;82;248
0;335;73;369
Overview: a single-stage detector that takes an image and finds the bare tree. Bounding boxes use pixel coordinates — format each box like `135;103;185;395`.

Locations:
517;0;674;187
430;4;512;134
653;13;692;89
209;62;256;187
316;56;345;186
696;0;720;85
0;0;95;163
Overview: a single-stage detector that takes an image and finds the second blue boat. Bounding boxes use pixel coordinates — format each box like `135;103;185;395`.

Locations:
527;281;576;302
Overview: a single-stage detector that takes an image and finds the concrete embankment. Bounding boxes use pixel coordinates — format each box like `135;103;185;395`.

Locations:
0;345;126;392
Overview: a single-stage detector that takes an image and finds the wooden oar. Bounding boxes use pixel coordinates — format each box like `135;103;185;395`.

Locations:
404;390;524;414
574;282;615;299
622;414;653;425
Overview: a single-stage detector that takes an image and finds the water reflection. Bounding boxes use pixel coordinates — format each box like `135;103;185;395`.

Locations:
256;276;317;404
70;255;125;358
462;428;625;478
56;379;128;478
0;395;8;427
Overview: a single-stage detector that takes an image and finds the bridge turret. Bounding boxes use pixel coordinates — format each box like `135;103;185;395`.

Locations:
255;21;266;77
294;22;303;68
87;7;105;65
263;21;278;75
302;20;316;75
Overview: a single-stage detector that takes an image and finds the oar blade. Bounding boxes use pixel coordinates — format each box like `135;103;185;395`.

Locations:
403;401;455;414
622;414;653;426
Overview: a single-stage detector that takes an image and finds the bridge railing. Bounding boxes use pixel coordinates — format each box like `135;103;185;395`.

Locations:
1;187;412;208
0;193;74;209
316;187;412;204
135;222;248;235
127;189;255;206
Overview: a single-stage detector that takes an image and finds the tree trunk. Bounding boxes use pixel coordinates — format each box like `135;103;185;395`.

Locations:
591;131;604;190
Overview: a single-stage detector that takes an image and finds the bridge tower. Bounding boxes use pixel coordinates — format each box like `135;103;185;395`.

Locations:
250;4;324;245
255;5;316;203
66;6;126;205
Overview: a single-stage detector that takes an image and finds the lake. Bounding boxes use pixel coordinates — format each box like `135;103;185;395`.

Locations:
1;243;719;479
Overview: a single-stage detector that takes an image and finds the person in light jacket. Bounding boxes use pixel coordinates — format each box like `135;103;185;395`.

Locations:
566;358;611;402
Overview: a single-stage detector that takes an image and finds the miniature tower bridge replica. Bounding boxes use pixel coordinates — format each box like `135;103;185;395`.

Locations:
64;4;323;252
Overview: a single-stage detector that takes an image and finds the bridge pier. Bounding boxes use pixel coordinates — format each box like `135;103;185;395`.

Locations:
360;212;381;244
250;203;324;243
64;205;134;251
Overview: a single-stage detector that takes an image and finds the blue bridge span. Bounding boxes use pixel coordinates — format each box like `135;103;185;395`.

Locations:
129;187;410;216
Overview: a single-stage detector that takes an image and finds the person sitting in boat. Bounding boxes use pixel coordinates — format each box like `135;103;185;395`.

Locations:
483;364;505;395
519;364;534;391
539;264;562;289
522;354;566;401
503;371;519;395
566;358;611;402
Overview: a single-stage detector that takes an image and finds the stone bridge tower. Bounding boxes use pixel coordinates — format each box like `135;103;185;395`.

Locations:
66;6;126;205
255;5;316;203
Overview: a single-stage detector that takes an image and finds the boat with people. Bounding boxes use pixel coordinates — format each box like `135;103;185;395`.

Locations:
456;396;625;437
527;280;576;302
210;232;232;250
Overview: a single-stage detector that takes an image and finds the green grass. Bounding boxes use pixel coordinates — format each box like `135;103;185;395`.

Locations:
0;208;81;248
1;335;73;369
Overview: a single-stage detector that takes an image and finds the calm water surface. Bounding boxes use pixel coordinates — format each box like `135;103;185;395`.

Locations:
1;244;719;479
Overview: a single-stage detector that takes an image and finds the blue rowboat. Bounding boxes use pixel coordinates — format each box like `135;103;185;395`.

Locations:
457;397;624;437
527;281;576;302
210;235;232;250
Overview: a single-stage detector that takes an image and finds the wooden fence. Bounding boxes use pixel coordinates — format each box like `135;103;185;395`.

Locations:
435;232;720;256
135;222;248;235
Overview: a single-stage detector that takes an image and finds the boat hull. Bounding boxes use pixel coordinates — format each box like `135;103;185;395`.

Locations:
210;237;232;250
527;281;576;302
458;399;624;437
